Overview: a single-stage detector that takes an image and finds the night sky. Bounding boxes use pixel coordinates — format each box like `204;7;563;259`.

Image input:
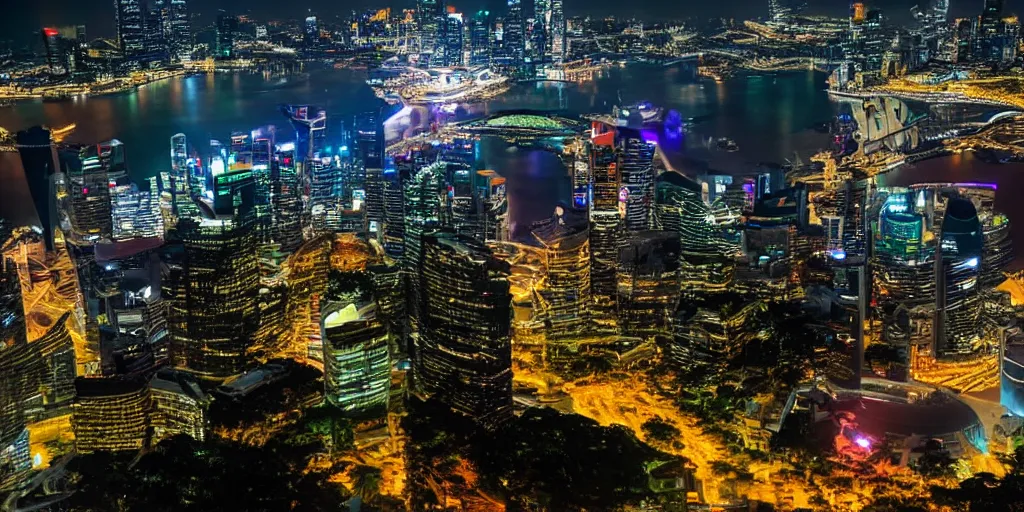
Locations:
3;0;1022;46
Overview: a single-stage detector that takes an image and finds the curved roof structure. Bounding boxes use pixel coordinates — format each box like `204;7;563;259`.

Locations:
456;110;582;137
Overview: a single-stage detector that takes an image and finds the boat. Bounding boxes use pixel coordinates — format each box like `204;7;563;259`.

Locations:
716;137;739;152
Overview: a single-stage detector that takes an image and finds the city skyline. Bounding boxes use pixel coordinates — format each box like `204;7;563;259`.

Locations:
5;0;1010;45
5;0;1024;508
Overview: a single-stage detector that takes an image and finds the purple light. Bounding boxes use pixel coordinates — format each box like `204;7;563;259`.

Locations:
854;437;871;449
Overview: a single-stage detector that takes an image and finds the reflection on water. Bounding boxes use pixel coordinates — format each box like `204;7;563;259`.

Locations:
0;66;837;184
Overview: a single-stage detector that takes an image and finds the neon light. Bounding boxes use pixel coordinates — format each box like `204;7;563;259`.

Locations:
966;257;979;268
854;437;871;449
43;28;59;37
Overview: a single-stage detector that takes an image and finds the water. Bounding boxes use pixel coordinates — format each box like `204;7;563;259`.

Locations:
0;65;836;228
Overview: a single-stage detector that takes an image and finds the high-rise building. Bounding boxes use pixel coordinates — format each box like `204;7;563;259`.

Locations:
532;214;591;340
321;301;391;416
304;15;319;48
283;105;328;163
0;258;32;486
15;127;58;251
115;0;146;57
403;165;445;323
415;230;513;427
503;0;526;68
532;0;551;62
935;197;983;357
549;0;565;63
144;0;169;58
58;140;129;244
270;146;304;253
149;370;208;443
215;11;237;59
41;28;71;75
470;11;492;66
619;130;656;232
417;0;443;65
444;13;465;66
618;231;682;337
73;376;151;453
111;178;163;241
165;202;260;380
169;0;190;61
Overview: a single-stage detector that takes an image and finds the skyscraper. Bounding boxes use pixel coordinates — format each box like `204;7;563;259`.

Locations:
169;0;190;62
215;10;237;59
304;15;319;48
470;11;492;66
503;0;526;68
144;0;169;58
166;204;260;380
444;13;465;66
935;197;983;357
549;0;565;63
321;301;391;416
415;230;513;427
15;127;57;251
417;0;443;66
58;140;129;244
619;130;656;232
115;0;146;57
532;214;591;341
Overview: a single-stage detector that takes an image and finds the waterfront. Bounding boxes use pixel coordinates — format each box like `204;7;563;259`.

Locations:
0;66;834;225
1;65;1020;262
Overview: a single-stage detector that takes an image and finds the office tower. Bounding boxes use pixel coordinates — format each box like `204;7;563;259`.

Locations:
368;262;405;352
115;0;145;56
473;170;508;242
166;203;259;380
73;376;150;453
415;230;513;427
655;172;733;292
417;0;443;65
404;165;445;322
304;15;319;48
111;179;163;241
619;130;656;232
144;0;168;57
504;0;526;68
655;172;719;253
41;28;70;75
15;127;57;251
382;169;406;259
283;105;328;162
549;0;565;63
954;18;976;63
983;213;1012;288
58;140;129;244
872;190;935;346
149;371;207;443
444;13;465;66
935;197;983;358
271;146;304;254
169;0;190;61
532;215;591;340
321;301;391;416
355;111;383;170
533;0;551;62
618;231;682;337
588;131;620;323
470;11;492;66
0;258;32;489
216;11;237;59
309;159;346;234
